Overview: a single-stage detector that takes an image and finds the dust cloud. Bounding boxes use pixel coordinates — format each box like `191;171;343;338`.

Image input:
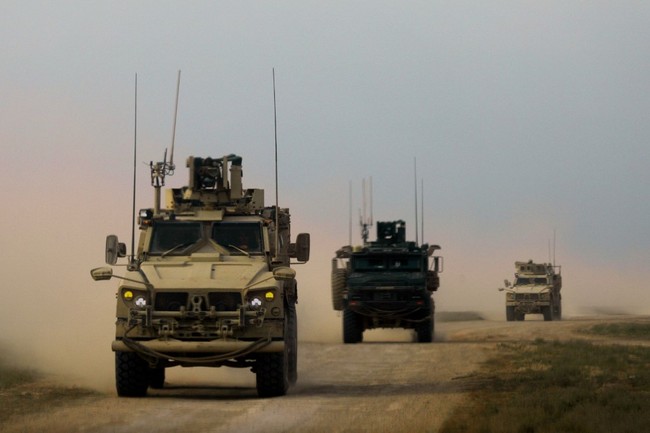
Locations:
1;175;648;393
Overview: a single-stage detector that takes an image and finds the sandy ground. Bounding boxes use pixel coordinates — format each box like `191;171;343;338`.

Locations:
1;315;643;433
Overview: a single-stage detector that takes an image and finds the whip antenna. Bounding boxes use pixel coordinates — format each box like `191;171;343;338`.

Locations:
421;178;424;243
348;180;352;245
553;229;555;266
169;69;181;169
130;73;138;267
414;157;419;245
273;68;280;258
151;70;181;215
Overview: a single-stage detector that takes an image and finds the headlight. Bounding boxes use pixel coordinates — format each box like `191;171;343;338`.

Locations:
134;296;147;308
506;293;515;301
121;288;147;308
247;290;276;310
249;297;263;310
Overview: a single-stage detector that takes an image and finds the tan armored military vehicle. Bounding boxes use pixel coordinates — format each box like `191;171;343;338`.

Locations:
499;260;562;321
91;155;310;397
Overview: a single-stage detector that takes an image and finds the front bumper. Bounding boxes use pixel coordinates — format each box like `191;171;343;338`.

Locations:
112;338;284;353
506;301;549;313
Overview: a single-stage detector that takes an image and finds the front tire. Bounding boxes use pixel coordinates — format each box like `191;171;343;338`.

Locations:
542;305;554;321
331;267;347;311
554;298;562;320
343;309;363;344
415;318;433;343
115;351;149;397
286;302;298;385
506;306;515;321
256;352;289;398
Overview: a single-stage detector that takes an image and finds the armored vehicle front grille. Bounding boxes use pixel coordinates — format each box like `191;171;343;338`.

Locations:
153;292;241;311
155;293;188;311
208;292;241;311
351;291;420;303
374;292;397;301
515;293;540;301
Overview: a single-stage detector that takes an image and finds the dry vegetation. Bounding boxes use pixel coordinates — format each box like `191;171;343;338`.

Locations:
441;325;650;433
3;318;650;432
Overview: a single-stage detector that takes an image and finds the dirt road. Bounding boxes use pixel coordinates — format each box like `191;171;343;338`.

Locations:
0;316;633;433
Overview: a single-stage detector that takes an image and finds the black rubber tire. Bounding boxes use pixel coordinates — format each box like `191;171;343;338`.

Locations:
506;306;515;322
256;352;289;398
331;268;347;311
542;305;554;321
286;302;298;385
415;318;433;343
343;309;363;344
115;351;149;397
554;299;562;320
515;312;526;321
149;366;165;389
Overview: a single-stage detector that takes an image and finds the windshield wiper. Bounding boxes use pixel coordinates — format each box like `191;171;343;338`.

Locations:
227;244;250;257
161;241;195;258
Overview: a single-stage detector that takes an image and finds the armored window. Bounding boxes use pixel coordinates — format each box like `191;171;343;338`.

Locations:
149;221;203;255
211;222;263;255
352;257;386;270
388;256;422;271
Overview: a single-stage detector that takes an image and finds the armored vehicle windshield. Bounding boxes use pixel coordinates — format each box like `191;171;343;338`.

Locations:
515;277;548;285
352;254;423;271
149;221;203;255
211;222;263;255
148;220;265;257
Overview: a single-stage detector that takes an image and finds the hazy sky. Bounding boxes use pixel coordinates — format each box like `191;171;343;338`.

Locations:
1;1;650;386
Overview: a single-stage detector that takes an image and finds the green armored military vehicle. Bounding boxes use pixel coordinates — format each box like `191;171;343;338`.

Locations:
331;220;442;343
91;154;310;397
499;260;562;321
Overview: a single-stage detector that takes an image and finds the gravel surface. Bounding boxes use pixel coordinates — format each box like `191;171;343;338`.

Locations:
1;316;637;433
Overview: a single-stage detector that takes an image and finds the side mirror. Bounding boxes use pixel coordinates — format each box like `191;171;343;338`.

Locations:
427;245;441;256
431;256;444;273
273;267;296;281
105;235;126;265
90;267;114;281
504;279;511;288
291;233;310;262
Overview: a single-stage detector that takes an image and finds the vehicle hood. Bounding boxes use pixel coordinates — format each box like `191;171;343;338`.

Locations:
138;259;271;290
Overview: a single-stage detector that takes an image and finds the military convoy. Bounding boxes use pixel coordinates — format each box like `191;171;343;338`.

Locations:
91;154;310;397
499;260;562;321
331;220;443;343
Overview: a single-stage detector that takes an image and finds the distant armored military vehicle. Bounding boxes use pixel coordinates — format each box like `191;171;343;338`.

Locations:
91;154;310;397
499;260;562;321
331;220;442;343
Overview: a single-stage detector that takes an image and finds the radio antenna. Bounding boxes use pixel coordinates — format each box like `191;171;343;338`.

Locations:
169;69;181;169
129;73;138;268
273;68;280;258
553;229;555;266
370;176;373;227
414;157;419;245
421;178;424;244
150;70;181;215
360;177;373;244
348;180;352;245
